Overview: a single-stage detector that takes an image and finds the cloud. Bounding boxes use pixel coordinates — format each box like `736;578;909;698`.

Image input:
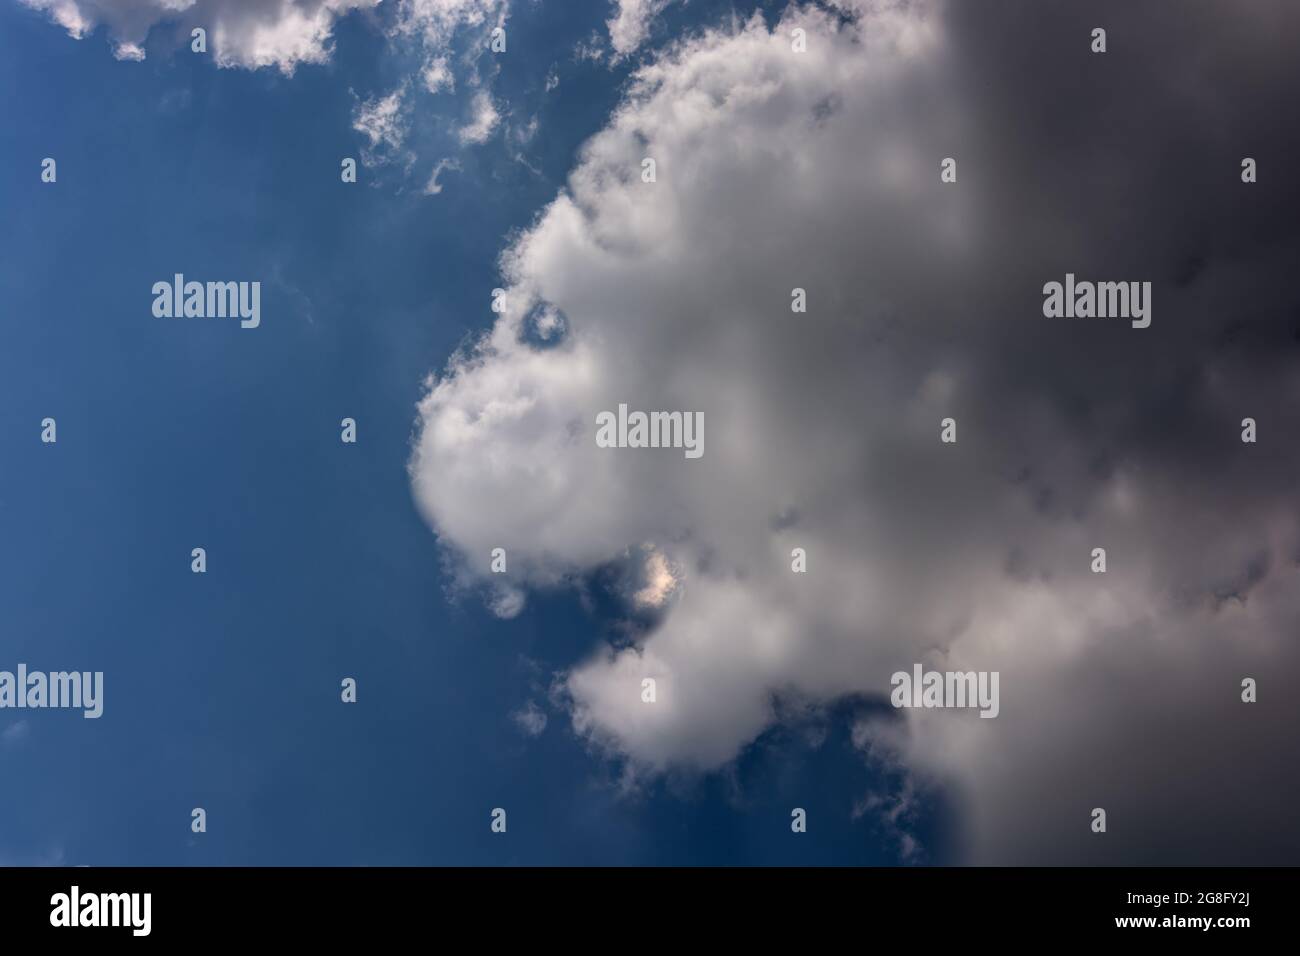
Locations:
22;0;518;196
19;0;514;117
512;114;539;145
2;720;30;747
851;783;922;863
423;156;461;195
18;0;383;74
458;89;500;144
631;548;678;609
422;54;455;93
391;0;504;49
488;583;526;618
352;85;410;163
412;0;1300;862
511;700;548;737
571;30;606;63
390;0;508;99
113;39;145;60
606;0;672;58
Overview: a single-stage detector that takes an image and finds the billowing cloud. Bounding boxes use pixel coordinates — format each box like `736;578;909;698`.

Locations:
412;0;1300;862
18;0;382;73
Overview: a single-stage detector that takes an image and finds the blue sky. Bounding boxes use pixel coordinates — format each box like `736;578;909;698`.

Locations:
0;0;949;866
9;0;1297;869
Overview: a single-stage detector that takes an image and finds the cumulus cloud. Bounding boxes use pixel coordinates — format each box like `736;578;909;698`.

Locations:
412;0;1300;863
18;0;381;73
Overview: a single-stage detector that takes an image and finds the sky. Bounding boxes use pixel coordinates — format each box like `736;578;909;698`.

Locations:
1;0;1298;867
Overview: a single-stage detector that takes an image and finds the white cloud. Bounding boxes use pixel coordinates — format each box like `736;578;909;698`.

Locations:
458;89;500;144
512;114;539;145
352;85;410;163
511;700;548;737
391;0;505;48
422;54;455;93
19;0;93;39
20;0;513;84
488;583;526;619
411;0;1300;860
572;32;606;63
414;0;953;769
392;0;509;100
22;0;518;186
19;0;382;74
423;156;460;195
632;548;678;609
112;39;146;61
606;0;672;58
